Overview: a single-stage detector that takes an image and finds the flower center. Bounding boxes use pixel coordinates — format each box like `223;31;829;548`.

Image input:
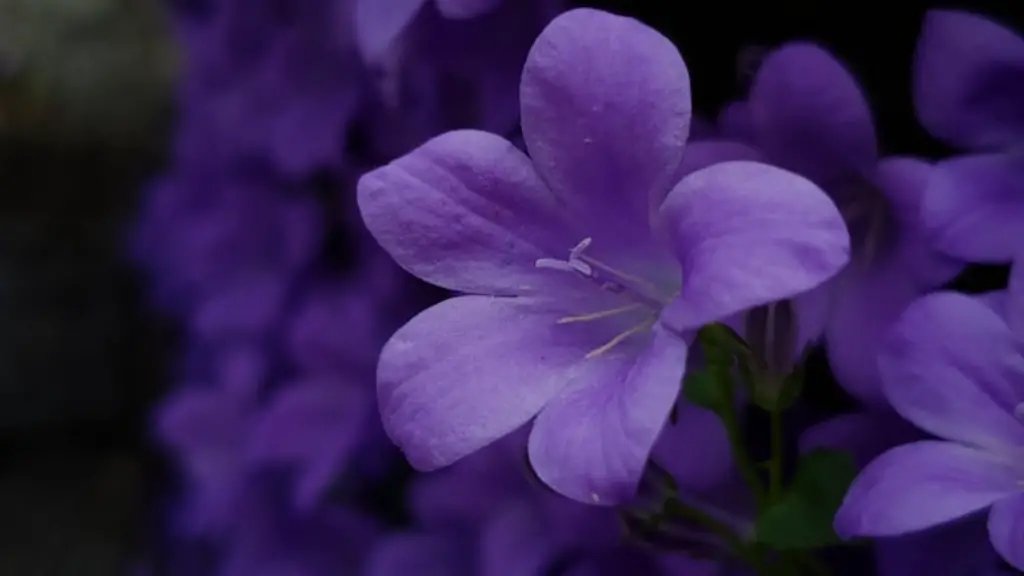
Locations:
536;237;672;358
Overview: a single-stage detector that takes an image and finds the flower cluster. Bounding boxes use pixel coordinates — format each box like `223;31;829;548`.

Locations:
132;3;1024;575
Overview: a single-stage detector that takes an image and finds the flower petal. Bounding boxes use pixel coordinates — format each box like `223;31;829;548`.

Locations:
825;266;923;406
357;129;569;295
988;493;1024;571
914;9;1024;149
921;152;1024;263
873;157;962;286
365;532;472;576
379;293;621;471
354;0;428;63
519;8;691;238
651;400;732;492
836;441;1021;537
748;42;877;183
875;516;1001;576
658;161;850;331
799;411;922;469
479;504;563;576
528;325;688;505
879;292;1024;450
248;380;370;510
435;0;503;19
1007;254;1024;336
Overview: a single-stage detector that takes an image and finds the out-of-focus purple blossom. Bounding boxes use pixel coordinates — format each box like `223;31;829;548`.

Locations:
913;9;1024;263
362;0;564;157
131;168;323;326
359;8;848;505
722;42;961;405
834;286;1024;571
170;0;365;175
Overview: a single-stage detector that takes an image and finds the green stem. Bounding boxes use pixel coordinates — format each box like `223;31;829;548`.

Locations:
719;370;766;509
768;406;784;503
664;498;766;573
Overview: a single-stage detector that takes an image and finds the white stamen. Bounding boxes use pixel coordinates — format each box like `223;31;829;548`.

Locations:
534;258;576;273
585;318;656;359
556;303;644;324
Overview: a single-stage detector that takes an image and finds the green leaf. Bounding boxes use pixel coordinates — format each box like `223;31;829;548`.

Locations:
754;449;857;550
682;368;729;413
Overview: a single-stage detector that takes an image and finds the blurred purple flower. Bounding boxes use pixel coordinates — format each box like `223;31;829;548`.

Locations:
131;169;323;325
358;8;848;505
834;289;1024;570
913;9;1024;263
724;42;960;404
174;0;364;175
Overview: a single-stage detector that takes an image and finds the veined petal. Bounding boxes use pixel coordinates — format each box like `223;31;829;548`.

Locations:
988;493;1024;571
528;325;688;505
914;9;1024;149
354;0;428;63
358;129;569;295
878;292;1024;451
921;152;1024;263
748;42;877;183
519;8;691;239
658;161;850;332
435;0;502;19
836;441;1021;537
379;293;618;471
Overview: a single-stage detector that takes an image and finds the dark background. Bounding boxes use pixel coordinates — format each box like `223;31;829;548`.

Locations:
0;0;1017;572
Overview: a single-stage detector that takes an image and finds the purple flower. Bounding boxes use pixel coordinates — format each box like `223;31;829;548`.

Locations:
354;0;510;64
726;42;960;403
913;9;1024;263
248;377;373;510
834;288;1024;570
357;8;849;505
176;0;363;175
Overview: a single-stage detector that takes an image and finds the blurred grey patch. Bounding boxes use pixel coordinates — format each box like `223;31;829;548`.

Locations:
0;0;178;145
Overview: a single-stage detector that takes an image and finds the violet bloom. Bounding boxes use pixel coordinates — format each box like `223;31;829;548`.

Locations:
175;0;363;175
834;287;1024;570
914;10;1024;263
354;0;509;64
358;8;849;505
723;43;960;404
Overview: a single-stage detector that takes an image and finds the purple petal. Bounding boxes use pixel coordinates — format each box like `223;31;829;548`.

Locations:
978;290;1008;318
1007;254;1024;336
875;516;1002;576
435;0;503;19
528;325;688;505
658;161;850;332
379;293;623;471
354;0;428;63
836;441;1021;537
914;9;1024;149
748;42;877;183
248;380;370;510
800;411;922;469
479;504;563;576
357;129;569;295
921;152;1024;263
873;157;963;286
716;100;753;142
669;139;763;188
824;266;923;405
519;8;691;240
365;532;471;576
988;493;1024;571
878;292;1024;450
651;400;733;492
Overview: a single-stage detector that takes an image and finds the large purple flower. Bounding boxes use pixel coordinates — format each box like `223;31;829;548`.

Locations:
357;8;849;505
723;42;959;403
834;285;1024;570
914;9;1024;263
